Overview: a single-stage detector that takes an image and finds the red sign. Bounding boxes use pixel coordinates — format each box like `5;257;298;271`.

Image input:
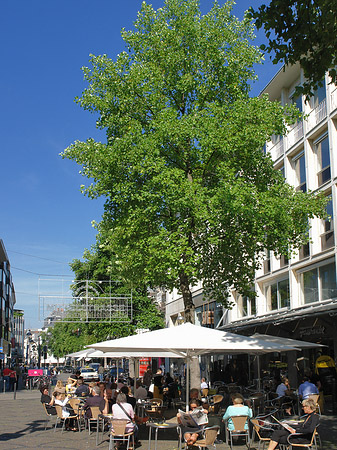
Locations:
139;358;151;378
28;369;43;377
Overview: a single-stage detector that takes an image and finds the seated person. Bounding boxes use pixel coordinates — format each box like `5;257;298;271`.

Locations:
135;381;148;401
189;388;200;401
121;385;136;409
74;377;90;397
266;398;319;450
49;391;77;430
177;398;208;447
53;379;66;395
83;385;105;419
112;392;139;442
298;376;319;400
65;377;77;394
276;377;294;415
103;388;115;414
98;381;105;397
222;393;252;431
40;385;56;415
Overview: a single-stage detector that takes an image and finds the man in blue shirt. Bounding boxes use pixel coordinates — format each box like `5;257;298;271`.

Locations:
298;377;319;399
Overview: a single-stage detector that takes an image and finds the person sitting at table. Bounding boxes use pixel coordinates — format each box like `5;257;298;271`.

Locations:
222;393;252;432
49;391;77;430
135;380;148;401
266;398;319;450
65;377;77;395
40;385;56;415
74;377;90;397
298;376;319;400
276;377;294;415
121;385;137;409
102;388;115;414
98;381;106;397
177;398;208;447
83;386;105;419
53;379;66;395
112;392;139;443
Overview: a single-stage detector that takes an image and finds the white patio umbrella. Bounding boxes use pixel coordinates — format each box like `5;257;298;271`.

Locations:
88;323;297;408
250;334;326;349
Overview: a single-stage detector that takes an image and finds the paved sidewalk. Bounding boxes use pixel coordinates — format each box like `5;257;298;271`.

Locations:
0;389;337;449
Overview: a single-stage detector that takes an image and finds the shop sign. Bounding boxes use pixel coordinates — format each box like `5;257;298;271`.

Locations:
268;361;288;368
139;357;151;377
299;326;325;337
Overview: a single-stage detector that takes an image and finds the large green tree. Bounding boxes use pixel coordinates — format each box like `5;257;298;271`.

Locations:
249;0;337;98
62;0;326;323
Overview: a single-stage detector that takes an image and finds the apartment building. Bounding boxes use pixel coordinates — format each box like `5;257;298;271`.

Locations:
166;64;337;382
0;239;16;367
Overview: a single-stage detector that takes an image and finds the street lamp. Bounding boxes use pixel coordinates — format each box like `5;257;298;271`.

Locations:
177;313;185;325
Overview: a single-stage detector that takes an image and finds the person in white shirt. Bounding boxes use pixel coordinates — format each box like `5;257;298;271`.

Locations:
200;378;208;390
112;392;138;440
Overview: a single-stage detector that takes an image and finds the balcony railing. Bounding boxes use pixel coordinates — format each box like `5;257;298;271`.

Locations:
331;88;337;112
308;98;327;130
287;121;303;148
269;138;284;160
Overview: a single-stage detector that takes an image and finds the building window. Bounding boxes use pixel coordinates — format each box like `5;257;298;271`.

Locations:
237;295;256;318
301;261;337;304
195;302;223;328
321;196;334;250
266;278;290;311
291;92;303;113
264;250;271;274
315;134;330;186
293;151;306;192
311;79;326;109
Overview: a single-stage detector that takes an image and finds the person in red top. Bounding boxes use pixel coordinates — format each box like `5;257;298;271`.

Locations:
2;366;16;391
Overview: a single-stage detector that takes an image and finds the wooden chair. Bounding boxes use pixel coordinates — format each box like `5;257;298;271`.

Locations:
226;415;250;450
186;425;220;449
87;406;101;435
108;418;135;450
250;418;272;450
201;388;209;398
287;427;319;450
42;403;57;430
54;405;80;433
69;398;85;431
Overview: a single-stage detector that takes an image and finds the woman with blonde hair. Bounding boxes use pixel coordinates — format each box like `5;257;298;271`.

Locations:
53;379;66;394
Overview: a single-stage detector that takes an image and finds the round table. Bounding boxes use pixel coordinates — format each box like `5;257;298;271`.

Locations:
147;421;182;450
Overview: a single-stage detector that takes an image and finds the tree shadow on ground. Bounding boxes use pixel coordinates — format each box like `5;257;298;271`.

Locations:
0;420;48;442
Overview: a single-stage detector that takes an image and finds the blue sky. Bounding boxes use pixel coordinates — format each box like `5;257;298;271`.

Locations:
1;0;277;329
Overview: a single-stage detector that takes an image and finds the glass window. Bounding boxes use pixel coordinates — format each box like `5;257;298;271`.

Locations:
321;196;334;250
316;135;330;186
291;93;303;113
301;262;337;304
293;152;306;192
311;79;326;108
320;262;337;301
266;279;290;310
237;295;256;317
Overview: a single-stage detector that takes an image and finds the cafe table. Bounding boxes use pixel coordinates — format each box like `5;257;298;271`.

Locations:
147;421;182;450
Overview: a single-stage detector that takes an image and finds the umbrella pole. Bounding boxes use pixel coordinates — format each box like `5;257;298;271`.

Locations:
134;358;138;394
186;358;190;411
257;355;261;391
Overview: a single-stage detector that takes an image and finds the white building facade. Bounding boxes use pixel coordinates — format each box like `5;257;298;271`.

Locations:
166;64;337;384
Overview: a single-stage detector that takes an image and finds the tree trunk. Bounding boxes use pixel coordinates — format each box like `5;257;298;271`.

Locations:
179;271;201;391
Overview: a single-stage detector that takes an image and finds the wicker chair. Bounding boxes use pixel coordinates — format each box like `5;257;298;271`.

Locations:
108;418;135;450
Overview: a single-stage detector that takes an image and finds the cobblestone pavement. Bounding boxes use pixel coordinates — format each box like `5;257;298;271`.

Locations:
0;389;337;449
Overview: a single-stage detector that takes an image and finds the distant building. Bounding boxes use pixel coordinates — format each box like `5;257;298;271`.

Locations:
13;309;25;364
0;239;16;367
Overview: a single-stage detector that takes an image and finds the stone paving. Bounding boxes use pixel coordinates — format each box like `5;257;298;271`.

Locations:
0;389;337;449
